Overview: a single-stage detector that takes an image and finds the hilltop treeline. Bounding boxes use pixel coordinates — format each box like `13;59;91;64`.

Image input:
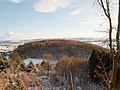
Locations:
14;39;105;60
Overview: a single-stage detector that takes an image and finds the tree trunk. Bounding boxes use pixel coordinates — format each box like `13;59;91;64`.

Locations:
108;17;113;54
116;0;120;52
69;70;74;90
110;0;120;90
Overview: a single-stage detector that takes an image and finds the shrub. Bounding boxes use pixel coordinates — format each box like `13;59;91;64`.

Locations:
5;76;24;90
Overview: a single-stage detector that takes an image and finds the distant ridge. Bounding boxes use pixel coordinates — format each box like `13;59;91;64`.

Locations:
13;39;106;60
0;37;100;42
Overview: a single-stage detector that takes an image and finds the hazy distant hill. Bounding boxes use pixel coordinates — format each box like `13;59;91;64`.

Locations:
14;39;105;60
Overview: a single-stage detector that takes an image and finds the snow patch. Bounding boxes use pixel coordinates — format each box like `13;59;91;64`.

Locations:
24;58;44;65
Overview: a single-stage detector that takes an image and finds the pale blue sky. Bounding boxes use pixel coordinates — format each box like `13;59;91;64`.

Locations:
0;0;117;40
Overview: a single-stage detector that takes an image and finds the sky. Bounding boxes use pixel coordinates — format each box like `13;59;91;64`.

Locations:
0;0;118;40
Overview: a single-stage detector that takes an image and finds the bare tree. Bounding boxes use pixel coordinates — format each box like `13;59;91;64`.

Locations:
96;0;113;52
95;0;120;90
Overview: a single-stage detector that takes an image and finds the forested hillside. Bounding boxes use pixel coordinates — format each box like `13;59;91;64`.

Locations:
14;39;105;60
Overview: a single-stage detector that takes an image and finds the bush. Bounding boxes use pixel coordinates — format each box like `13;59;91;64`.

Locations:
5;76;24;90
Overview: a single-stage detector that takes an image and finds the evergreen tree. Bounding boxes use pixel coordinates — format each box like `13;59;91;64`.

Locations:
88;49;113;88
0;54;8;73
41;60;51;76
27;61;36;73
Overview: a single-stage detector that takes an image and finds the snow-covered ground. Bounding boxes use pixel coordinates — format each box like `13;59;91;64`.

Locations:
0;45;17;52
24;58;58;65
0;42;24;53
24;58;44;65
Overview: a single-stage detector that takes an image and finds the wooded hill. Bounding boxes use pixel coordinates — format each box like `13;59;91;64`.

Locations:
13;39;105;60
